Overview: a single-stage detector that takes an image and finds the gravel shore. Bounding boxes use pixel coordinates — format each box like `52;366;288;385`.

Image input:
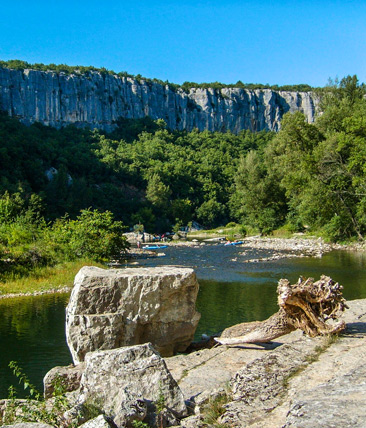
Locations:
1;236;364;299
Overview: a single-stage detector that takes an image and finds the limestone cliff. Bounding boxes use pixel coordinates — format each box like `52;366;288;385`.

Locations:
0;67;319;133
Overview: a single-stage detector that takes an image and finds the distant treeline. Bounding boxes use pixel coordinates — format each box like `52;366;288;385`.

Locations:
0;59;316;92
0;110;272;278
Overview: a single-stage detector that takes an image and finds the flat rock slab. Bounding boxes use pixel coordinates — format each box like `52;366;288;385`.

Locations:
221;299;366;427
284;364;366;427
166;330;305;402
280;299;366;428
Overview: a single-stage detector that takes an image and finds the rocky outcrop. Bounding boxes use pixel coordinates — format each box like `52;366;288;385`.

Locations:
0;67;319;133
77;343;187;427
65;266;201;363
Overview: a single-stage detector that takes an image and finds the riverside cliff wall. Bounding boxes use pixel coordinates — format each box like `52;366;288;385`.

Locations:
0;67;319;133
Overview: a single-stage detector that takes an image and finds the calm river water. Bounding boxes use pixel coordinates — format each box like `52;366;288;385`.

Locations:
1;245;365;398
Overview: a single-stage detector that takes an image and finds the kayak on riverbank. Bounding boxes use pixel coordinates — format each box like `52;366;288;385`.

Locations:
224;241;243;246
143;245;168;250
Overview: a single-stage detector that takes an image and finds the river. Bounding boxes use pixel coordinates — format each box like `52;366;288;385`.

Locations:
0;245;365;398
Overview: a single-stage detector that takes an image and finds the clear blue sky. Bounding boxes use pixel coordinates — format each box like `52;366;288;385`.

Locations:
1;0;365;87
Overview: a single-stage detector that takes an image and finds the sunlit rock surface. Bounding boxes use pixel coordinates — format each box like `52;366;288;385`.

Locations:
78;343;187;427
0;67;319;132
65;266;201;363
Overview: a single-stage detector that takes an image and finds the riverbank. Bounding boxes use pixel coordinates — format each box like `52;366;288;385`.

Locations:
1;236;364;298
0;259;104;299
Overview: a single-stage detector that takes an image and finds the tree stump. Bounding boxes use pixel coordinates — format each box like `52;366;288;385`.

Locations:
216;275;348;346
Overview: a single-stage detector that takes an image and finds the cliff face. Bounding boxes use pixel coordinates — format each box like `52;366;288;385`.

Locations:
0;67;319;133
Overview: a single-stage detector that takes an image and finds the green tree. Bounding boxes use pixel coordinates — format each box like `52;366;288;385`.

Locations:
131;207;156;233
233;150;286;234
170;198;192;225
196;199;226;228
146;173;172;209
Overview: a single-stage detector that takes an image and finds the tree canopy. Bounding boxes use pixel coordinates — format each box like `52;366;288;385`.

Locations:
0;110;274;231
231;75;366;241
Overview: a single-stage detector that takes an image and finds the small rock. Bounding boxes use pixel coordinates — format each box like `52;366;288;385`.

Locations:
43;363;85;398
78;415;114;428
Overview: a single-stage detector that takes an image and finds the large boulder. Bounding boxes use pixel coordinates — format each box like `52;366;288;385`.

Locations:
66;266;201;363
77;343;187;427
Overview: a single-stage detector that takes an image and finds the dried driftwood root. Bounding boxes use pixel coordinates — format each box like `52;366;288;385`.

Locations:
216;275;348;346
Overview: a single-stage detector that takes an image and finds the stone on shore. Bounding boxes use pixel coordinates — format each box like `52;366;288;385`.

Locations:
66;266;201;363
43;363;85;399
77;343;187;427
78;415;114;428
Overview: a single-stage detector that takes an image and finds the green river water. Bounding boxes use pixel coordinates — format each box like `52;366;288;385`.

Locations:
0;246;365;398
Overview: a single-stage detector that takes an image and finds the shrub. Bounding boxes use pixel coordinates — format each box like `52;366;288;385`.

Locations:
225;222;237;228
51;208;130;261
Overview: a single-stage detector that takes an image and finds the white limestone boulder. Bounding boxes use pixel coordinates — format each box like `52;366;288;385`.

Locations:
66;266;201;363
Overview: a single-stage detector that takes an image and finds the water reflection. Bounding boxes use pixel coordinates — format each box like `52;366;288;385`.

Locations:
0;294;71;399
195;279;278;338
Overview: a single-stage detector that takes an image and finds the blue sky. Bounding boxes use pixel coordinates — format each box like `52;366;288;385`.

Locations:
1;0;365;87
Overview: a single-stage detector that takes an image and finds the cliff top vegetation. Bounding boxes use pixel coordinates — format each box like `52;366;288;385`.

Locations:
0;59;316;93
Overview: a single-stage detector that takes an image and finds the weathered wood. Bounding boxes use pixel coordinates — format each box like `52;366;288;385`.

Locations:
216;275;347;346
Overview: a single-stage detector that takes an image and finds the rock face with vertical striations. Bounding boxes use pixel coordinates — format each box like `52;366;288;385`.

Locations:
0;67;319;133
65;266;201;363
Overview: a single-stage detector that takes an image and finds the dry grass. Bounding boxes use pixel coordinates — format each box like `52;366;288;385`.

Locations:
0;259;105;295
202;391;232;427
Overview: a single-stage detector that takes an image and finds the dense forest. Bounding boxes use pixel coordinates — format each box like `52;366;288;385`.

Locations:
0;111;273;229
0;74;365;280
